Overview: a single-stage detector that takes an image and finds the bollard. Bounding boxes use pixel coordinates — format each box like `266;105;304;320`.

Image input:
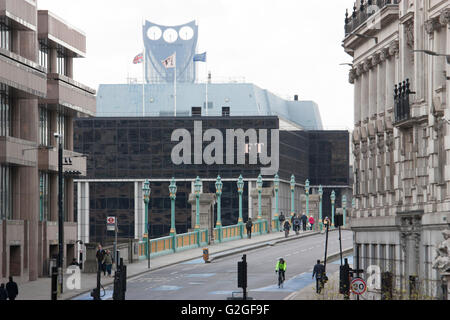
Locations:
203;248;210;263
51;266;58;300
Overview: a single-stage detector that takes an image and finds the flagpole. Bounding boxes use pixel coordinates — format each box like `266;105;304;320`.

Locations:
205;59;208;116
174;52;177;117
142;46;145;117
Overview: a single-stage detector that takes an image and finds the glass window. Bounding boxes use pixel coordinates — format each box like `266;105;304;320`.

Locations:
57;112;65;148
0;23;11;51
39;171;49;221
39;43;48;69
0;165;12;220
0;84;11;137
39;105;49;146
57;50;67;76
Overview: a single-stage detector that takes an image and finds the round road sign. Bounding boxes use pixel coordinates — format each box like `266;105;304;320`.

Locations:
351;278;367;295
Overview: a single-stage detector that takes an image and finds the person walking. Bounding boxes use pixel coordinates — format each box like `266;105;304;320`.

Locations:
275;258;287;288
103;249;113;277
293;215;301;235
283;220;291;238
5;277;18;300
0;284;8;300
246;218;253;239
301;213;308;231
312;259;326;294
96;244;106;275
309;216;315;230
278;212;285;232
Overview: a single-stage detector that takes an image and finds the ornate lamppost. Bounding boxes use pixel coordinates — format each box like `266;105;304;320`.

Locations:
256;174;263;220
290;174;296;217
215;176;223;242
142;179;151;269
331;190;336;228
342;194;347;227
194;176;202;229
305;179;310;216
237;175;244;224
274;173;280;231
319;185;323;231
169;178;177;236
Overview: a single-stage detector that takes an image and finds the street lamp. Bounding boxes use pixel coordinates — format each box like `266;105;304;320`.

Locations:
215;176;223;242
55;132;64;295
257;174;263;220
290;175;296;217
414;49;450;64
318;185;323;231
305;179;310;216
331;190;336;228
169;178;177;236
274;174;280;231
194;176;202;229
142;179;151;269
342;195;347;227
237;175;244;225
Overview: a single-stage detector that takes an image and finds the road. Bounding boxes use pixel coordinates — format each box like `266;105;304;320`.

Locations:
75;230;353;300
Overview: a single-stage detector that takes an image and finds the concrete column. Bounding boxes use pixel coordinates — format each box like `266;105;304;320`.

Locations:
361;72;369;122
49;48;57;74
377;61;386;116
19;31;38;63
65;116;73;151
385;56;396;112
433;28;446;94
369;64;378;119
354;76;362;126
66;179;74;222
66;56;74;79
49;173;58;221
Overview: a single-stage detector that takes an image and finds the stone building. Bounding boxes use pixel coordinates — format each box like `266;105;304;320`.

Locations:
344;0;450;298
0;0;95;283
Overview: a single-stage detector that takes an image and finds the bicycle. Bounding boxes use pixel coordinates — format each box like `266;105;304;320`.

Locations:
276;270;285;288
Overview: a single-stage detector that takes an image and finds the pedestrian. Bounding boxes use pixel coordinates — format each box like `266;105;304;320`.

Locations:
312;259;326;294
5;276;18;300
309;216;315;230
278;212;285;232
246;217;253;239
301;213;308;231
283;220;291;238
293;215;301;235
96;244;106;274
103;249;113;277
70;258;79;267
0;283;8;300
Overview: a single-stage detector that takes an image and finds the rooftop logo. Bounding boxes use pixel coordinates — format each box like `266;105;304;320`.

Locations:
171;121;279;175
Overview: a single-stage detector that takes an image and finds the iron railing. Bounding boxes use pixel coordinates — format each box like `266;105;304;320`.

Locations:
393;79;415;124
345;0;399;36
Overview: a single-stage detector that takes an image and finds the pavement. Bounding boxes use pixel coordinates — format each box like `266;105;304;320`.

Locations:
15;228;352;300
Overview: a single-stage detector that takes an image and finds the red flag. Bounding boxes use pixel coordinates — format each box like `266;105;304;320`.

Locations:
133;53;144;64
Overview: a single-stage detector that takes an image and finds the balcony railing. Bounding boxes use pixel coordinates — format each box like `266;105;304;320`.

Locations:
345;0;399;36
393;79;415;124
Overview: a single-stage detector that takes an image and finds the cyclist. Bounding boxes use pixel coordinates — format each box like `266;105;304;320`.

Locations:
275;258;287;288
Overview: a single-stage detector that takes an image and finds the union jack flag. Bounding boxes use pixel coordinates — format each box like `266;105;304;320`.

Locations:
133;53;144;64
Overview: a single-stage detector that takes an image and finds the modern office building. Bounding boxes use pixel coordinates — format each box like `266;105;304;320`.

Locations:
0;1;95;282
74;116;350;245
344;0;450;299
96;20;323;130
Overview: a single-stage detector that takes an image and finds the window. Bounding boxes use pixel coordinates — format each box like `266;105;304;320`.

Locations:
222;107;230;117
39;43;48;69
191;107;202;117
0;84;10;137
57;112;66;148
0;165;12;220
57;50;67;76
39;171;49;221
0;23;11;51
39;106;49;146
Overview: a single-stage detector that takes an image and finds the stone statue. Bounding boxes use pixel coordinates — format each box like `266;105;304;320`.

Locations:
433;230;450;273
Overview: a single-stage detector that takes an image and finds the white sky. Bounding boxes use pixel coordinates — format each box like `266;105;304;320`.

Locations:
37;0;356;130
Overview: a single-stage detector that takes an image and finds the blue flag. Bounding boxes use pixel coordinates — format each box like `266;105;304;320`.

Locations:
193;52;207;62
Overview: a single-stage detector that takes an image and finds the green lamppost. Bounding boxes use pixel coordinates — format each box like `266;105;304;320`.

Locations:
169;178;177;236
305;179;310;216
142;179;151;268
215;175;223;242
331;190;336;228
194;176;202;229
342;195;347;227
274;173;280;231
237;175;244;224
290;174;296;217
318;185;323;231
257;174;263;220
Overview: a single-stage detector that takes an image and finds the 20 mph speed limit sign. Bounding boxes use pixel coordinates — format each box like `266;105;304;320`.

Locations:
351;278;367;295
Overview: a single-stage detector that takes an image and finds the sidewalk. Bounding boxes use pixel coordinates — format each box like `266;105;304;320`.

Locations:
17;229;329;300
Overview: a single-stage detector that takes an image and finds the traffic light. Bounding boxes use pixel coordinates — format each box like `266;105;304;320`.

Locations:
339;264;350;295
335;214;344;227
237;260;247;289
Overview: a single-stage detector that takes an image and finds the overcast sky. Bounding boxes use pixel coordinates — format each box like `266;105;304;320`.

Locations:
37;0;356;130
